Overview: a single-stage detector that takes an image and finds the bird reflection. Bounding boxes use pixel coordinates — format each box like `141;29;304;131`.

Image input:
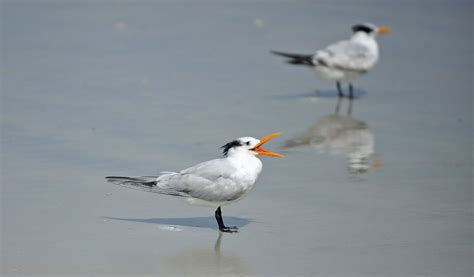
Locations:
283;98;382;173
163;232;252;275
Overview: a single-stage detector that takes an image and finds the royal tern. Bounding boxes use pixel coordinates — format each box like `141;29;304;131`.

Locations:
271;23;391;98
106;133;283;233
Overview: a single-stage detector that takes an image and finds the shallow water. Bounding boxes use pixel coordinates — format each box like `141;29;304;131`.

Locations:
2;0;472;275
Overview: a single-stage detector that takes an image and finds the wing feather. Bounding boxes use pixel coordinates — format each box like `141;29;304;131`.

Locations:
156;158;244;202
315;40;375;72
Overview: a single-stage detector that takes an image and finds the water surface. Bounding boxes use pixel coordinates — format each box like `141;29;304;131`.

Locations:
2;1;472;275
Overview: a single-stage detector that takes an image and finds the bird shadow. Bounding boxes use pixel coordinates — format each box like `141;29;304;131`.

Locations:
314;88;367;99
103;216;252;231
270;88;367;100
269;90;322;100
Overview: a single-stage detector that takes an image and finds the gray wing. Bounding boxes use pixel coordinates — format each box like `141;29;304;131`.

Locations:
156;159;245;202
314;40;376;72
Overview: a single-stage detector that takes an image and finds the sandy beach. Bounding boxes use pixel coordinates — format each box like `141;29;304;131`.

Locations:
2;0;472;275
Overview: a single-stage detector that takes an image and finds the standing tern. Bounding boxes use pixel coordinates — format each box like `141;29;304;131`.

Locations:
106;133;283;233
271;23;391;98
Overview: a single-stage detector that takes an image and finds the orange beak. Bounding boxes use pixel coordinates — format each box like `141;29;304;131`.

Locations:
377;25;391;35
250;132;284;158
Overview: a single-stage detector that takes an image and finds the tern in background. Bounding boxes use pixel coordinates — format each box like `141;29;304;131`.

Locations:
271;23;391;98
106;133;283;233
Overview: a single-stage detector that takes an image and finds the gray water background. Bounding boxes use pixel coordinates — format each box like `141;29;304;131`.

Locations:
2;0;472;275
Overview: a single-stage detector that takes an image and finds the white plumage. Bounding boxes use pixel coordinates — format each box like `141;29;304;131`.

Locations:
271;23;390;98
312;35;378;80
106;133;282;233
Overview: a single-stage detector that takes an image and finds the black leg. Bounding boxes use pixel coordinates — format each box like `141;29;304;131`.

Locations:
348;83;354;99
336;81;344;98
215;206;238;233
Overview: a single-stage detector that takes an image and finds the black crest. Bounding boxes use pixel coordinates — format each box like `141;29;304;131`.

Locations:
352;24;375;34
221;140;243;156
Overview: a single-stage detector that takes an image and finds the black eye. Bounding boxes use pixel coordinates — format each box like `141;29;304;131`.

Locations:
246;141;250;145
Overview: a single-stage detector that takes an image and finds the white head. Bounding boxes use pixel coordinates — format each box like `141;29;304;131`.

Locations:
351;23;391;38
221;133;284;158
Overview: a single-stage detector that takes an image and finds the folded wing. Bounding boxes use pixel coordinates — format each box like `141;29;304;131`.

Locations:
315;40;376;73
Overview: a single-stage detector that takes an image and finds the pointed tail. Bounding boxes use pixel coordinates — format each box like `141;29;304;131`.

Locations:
105;175;186;197
105;176;158;190
270;50;314;66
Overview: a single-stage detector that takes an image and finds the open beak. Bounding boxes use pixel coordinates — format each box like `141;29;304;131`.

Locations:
250;132;284;158
376;25;391;35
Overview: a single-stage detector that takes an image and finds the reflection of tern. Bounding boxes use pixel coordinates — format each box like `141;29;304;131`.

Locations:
271;23;391;98
106;133;283;233
283;98;382;173
163;232;252;275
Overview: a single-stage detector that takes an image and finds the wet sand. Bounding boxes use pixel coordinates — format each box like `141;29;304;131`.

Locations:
2;0;472;275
